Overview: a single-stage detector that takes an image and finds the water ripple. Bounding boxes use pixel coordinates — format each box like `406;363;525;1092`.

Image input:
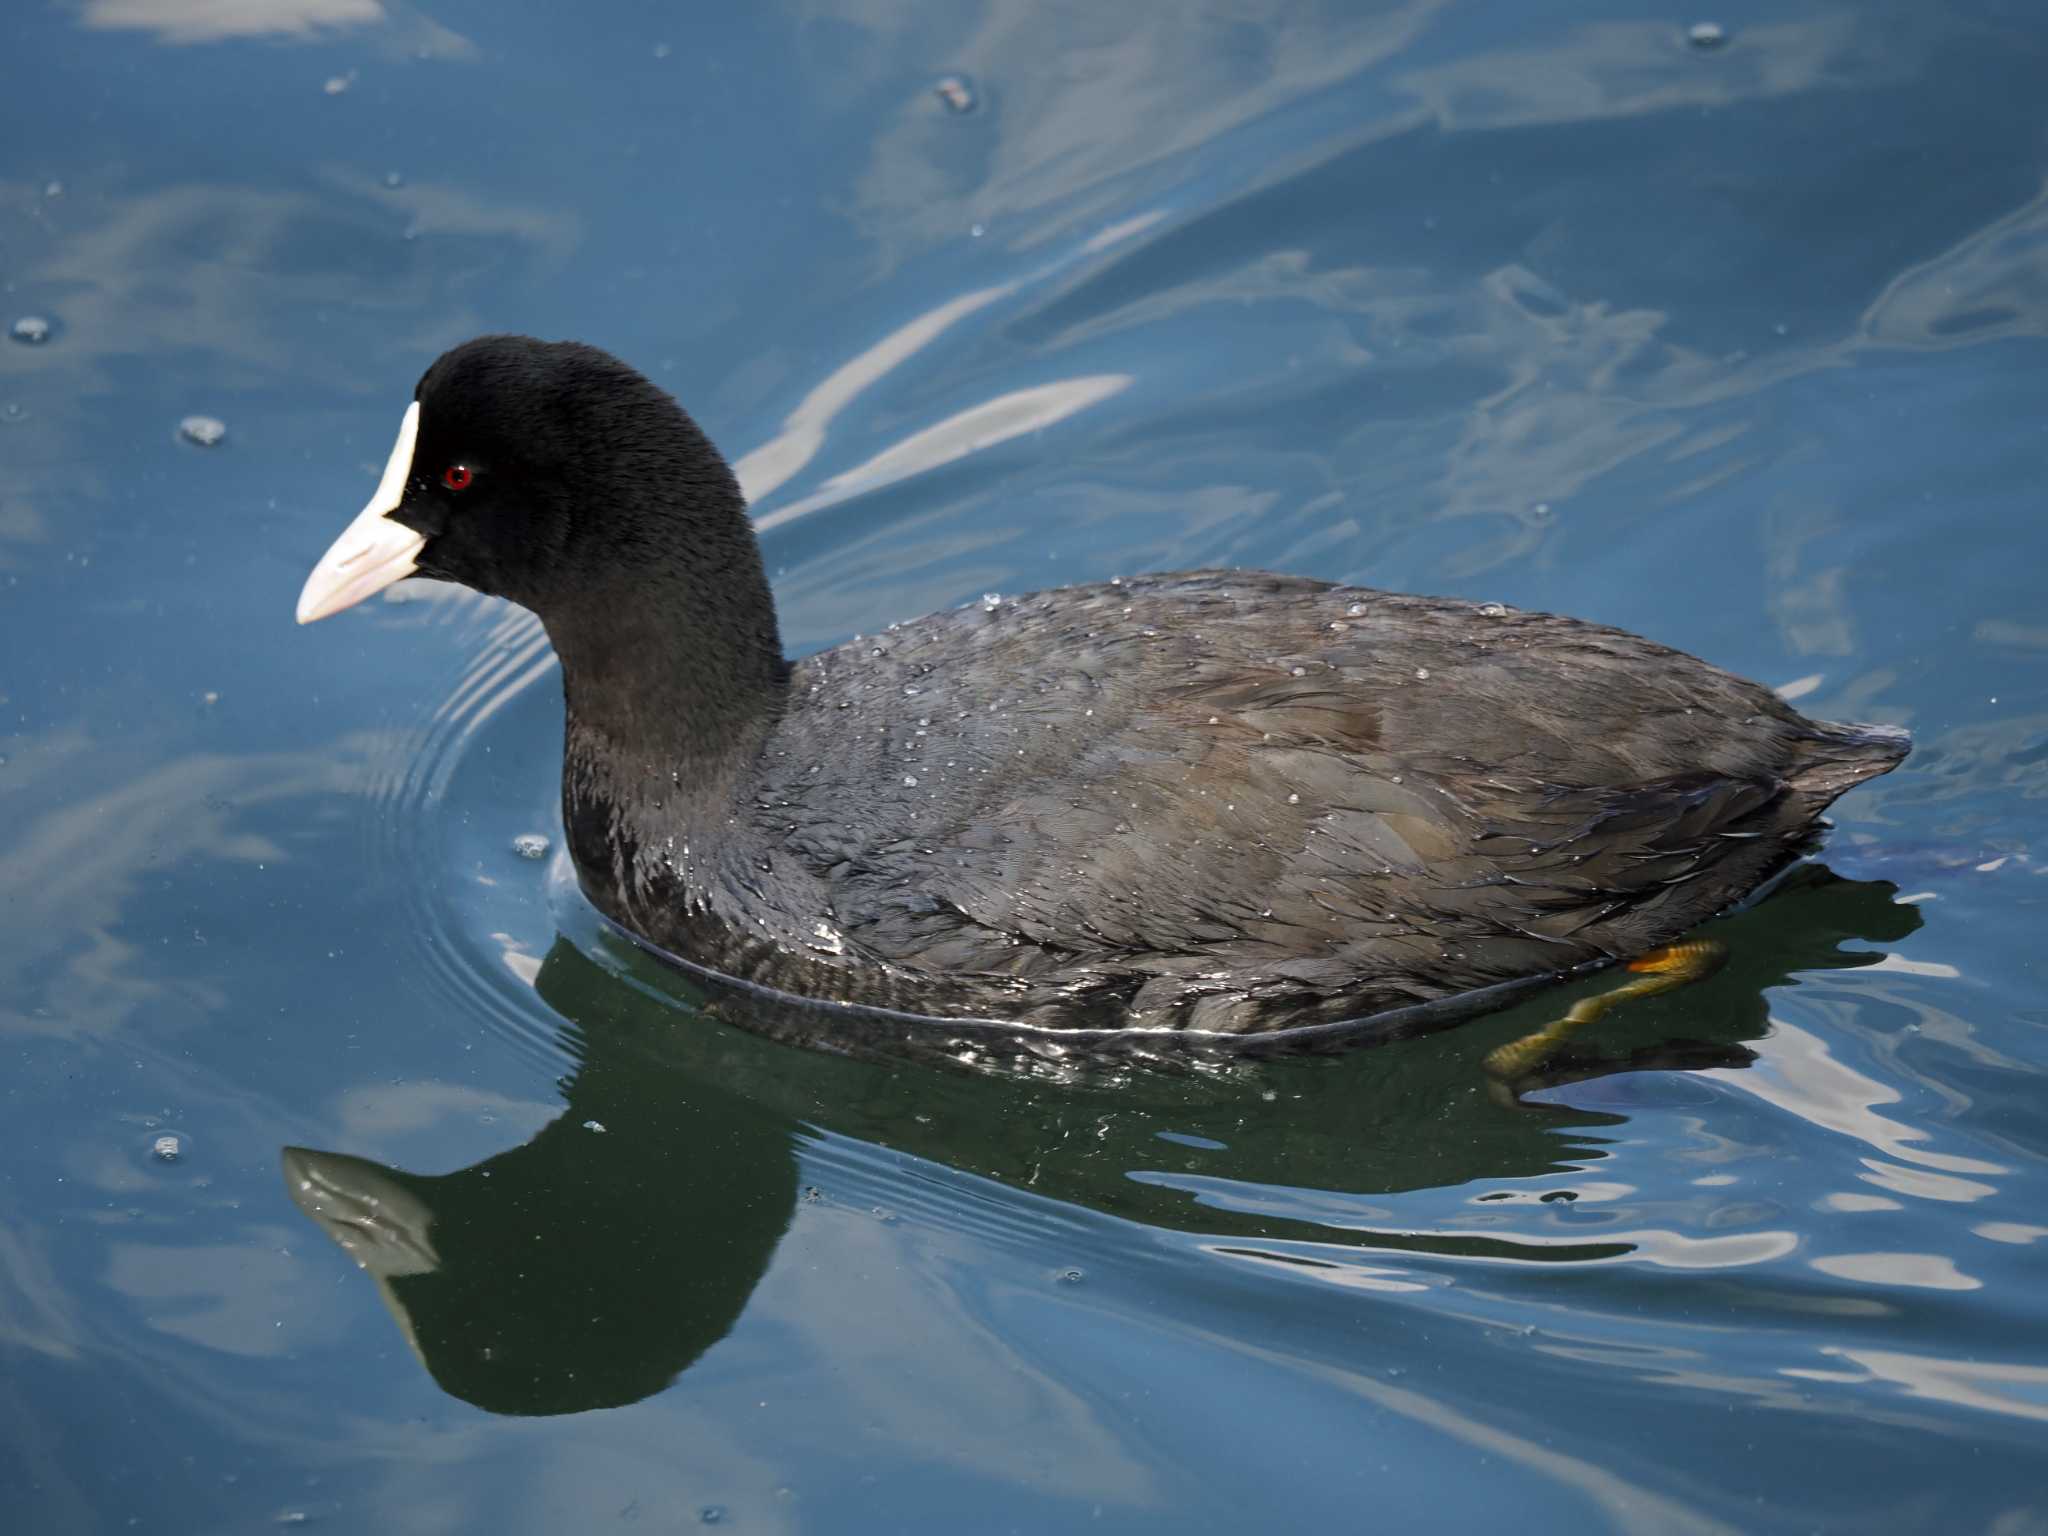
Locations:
356;585;569;1077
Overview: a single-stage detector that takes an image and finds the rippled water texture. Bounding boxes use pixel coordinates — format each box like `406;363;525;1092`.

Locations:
5;3;2047;1531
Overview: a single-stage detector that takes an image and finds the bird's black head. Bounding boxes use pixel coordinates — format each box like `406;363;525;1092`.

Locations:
297;335;753;625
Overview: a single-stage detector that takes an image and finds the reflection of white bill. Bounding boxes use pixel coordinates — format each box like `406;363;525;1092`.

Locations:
281;1145;439;1369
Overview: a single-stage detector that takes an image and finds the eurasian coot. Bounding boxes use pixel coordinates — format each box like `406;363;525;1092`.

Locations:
297;336;1907;1058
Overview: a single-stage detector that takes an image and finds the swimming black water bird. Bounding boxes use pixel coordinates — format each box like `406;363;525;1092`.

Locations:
296;335;1908;1067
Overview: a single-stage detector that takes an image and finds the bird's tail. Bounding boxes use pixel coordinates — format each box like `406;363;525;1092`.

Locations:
1788;719;1911;808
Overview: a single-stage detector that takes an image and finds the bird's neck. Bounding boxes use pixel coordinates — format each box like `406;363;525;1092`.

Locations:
544;548;790;835
525;397;791;924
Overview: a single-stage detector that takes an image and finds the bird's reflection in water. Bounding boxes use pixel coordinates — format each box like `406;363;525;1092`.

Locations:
283;1052;796;1416
283;863;1919;1416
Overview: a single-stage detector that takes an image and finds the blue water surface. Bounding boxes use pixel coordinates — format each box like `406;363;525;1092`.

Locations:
3;2;2046;1531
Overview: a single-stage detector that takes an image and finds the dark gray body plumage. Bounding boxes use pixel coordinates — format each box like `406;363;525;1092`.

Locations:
564;569;1905;1034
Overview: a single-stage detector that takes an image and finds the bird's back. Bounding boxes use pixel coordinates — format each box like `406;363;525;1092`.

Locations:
683;572;1905;1032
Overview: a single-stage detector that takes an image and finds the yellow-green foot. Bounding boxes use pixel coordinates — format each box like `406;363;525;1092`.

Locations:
1483;938;1728;1082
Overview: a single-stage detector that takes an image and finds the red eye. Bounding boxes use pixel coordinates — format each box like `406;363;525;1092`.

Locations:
442;464;474;491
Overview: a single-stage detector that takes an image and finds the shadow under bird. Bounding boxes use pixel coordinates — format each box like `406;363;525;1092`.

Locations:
296;335;1908;1071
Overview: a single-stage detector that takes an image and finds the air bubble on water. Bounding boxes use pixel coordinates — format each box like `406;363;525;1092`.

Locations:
699;1507;725;1526
511;833;550;860
10;316;51;345
652;41;672;59
2;403;25;423
152;1134;182;1163
1686;21;1728;49
1055;1267;1085;1284
179;415;227;447
1531;501;1552;518
383;171;403;188
934;75;977;113
1479;602;1509;617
